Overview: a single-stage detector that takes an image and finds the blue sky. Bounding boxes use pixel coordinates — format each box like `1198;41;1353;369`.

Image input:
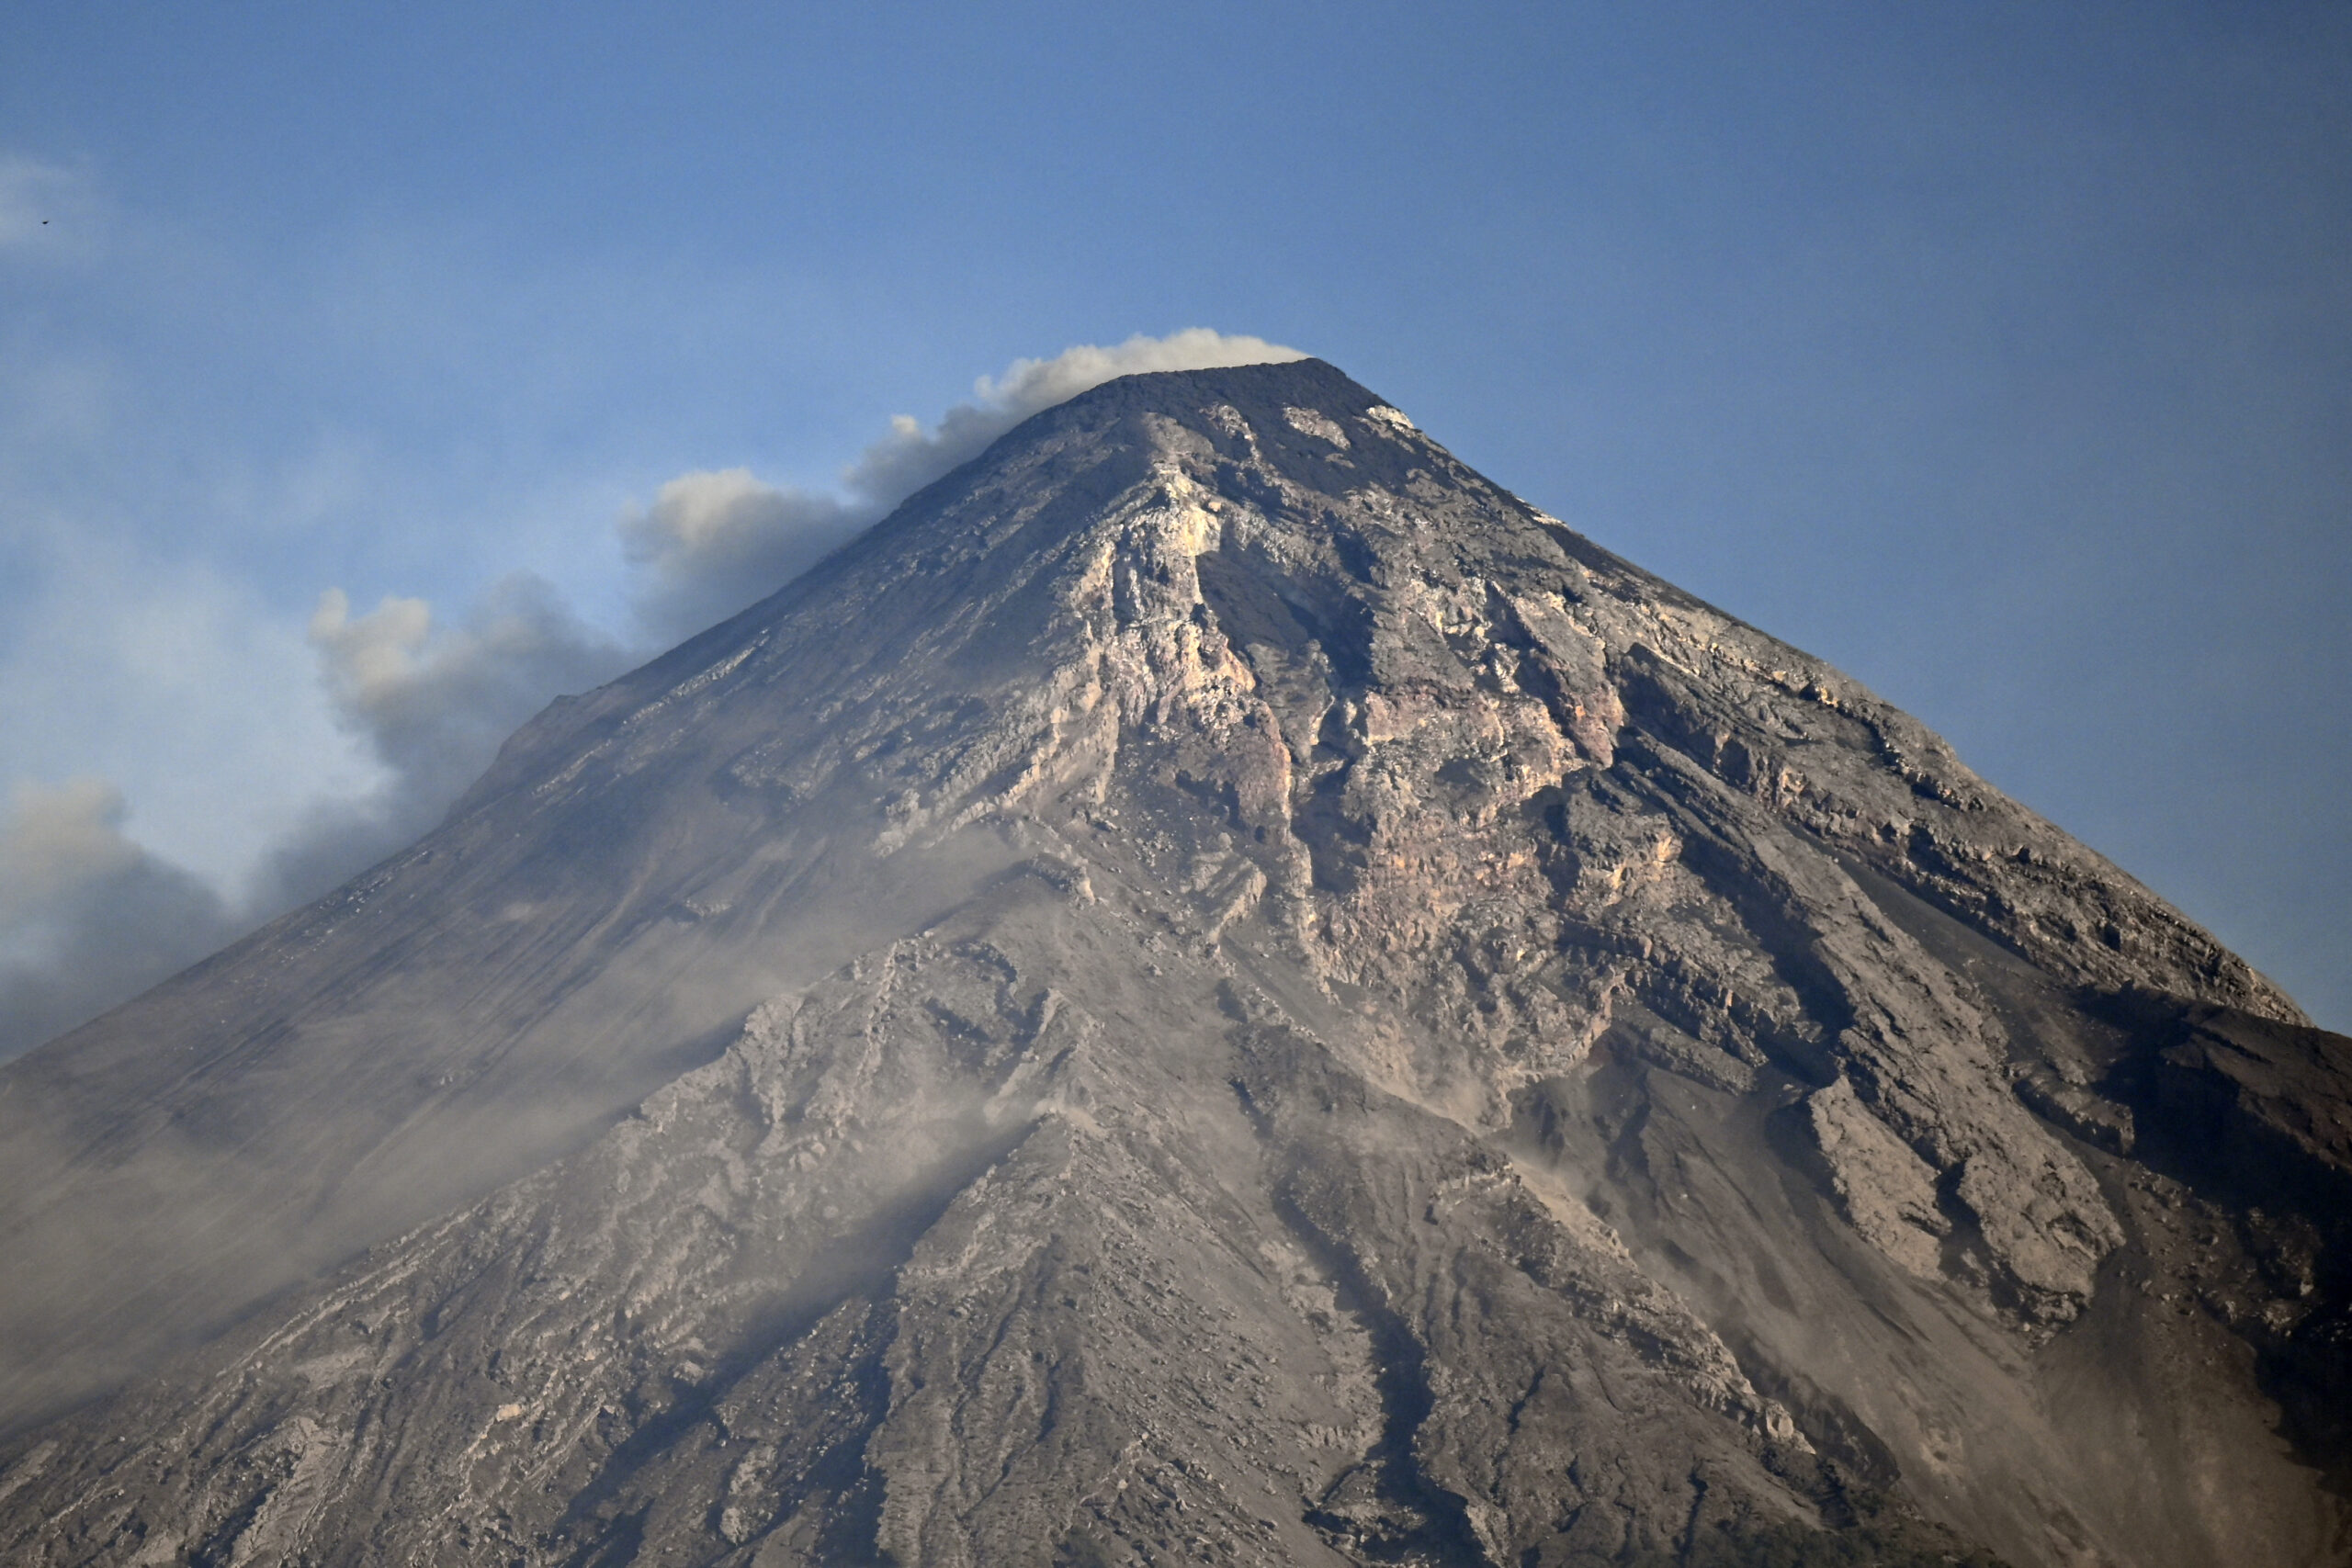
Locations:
1;0;2346;1045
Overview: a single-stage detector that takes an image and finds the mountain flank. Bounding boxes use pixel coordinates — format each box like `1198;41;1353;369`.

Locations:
0;359;2346;1567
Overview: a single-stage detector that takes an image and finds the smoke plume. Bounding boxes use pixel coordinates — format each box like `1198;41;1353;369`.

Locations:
843;329;1308;504
0;778;243;1060
2;332;1303;1056
619;469;864;644
625;330;1305;638
255;575;633;908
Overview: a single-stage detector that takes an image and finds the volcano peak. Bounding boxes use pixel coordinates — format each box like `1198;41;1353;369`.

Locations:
0;362;2342;1568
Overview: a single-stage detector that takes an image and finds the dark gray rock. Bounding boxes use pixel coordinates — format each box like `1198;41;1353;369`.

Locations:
0;360;2342;1566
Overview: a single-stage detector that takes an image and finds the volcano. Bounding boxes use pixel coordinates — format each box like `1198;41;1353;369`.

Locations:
1;359;2346;1567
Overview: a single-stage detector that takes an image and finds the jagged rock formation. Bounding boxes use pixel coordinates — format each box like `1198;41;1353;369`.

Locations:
1;360;2346;1567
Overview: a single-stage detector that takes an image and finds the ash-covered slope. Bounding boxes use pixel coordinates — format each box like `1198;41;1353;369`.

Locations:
2;360;2347;1567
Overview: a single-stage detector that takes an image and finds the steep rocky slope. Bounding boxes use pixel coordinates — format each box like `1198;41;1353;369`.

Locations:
0;360;2345;1566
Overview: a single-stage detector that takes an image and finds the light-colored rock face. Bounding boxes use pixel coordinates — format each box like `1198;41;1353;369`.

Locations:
0;360;2346;1568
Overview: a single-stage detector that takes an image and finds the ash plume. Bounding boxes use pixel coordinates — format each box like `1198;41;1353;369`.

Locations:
2;331;1302;1057
623;329;1306;641
0;778;241;1061
255;574;633;909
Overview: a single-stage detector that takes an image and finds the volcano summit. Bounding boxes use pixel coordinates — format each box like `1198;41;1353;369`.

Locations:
0;359;2346;1567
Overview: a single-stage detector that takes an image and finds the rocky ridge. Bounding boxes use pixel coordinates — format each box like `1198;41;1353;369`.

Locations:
0;360;2345;1567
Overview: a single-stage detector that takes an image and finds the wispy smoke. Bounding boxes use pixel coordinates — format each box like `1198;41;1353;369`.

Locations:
619;469;864;644
623;329;1306;639
0;779;243;1060
2;331;1303;1058
842;328;1309;504
255;574;633;908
